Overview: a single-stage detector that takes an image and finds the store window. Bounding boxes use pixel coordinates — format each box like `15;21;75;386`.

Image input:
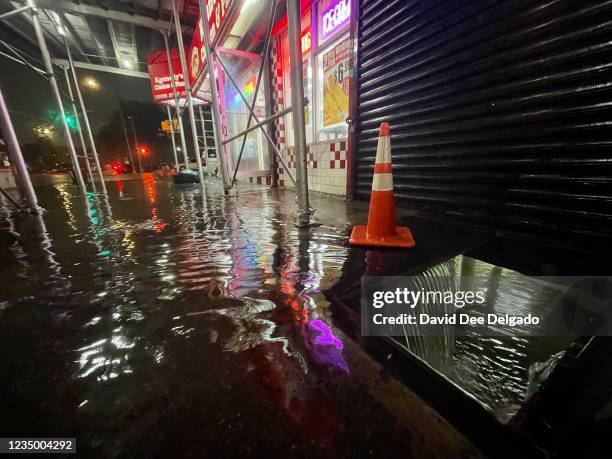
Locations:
315;35;351;142
282;16;313;147
221;53;269;172
280;2;352;146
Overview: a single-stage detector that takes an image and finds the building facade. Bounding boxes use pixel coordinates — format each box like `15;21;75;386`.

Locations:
268;0;353;196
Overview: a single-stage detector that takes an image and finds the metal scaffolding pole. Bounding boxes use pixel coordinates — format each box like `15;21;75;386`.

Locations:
128;116;144;172
214;52;297;186
64;37;107;194
167;105;179;169
62;65;95;190
0;85;38;211
222;105;292;144
198;0;230;192
118;106;135;171
0;5;31;21
198;105;208;164
286;0;311;227
230;0;277;186
27;0;86;194
162;31;189;168
171;0;206;192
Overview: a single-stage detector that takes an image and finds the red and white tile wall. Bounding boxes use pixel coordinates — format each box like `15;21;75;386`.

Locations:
268;37;348;197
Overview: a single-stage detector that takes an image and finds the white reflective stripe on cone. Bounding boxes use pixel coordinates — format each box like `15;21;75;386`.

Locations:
372;173;393;192
375;137;392;165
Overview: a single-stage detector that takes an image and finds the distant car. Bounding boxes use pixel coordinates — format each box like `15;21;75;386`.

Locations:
111;163;133;174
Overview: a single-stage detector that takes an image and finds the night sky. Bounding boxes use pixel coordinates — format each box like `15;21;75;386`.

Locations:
0;55;179;166
1;57;154;141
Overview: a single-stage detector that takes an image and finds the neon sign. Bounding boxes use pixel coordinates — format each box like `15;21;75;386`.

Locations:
320;0;350;42
301;28;312;54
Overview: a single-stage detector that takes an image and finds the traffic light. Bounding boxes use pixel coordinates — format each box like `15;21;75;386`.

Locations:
64;113;77;130
137;145;151;158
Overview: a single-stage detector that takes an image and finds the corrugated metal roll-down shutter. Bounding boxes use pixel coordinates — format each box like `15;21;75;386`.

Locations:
355;0;612;255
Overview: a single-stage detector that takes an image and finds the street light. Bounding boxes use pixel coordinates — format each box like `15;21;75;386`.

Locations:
82;77;99;90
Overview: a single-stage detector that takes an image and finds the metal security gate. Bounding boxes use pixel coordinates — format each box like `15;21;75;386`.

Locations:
354;0;612;254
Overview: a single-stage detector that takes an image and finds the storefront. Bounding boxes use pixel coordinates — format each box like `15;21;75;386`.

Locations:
269;0;354;196
149;0;355;191
189;0;275;185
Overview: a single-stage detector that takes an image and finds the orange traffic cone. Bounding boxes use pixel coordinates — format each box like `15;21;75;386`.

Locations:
349;122;415;248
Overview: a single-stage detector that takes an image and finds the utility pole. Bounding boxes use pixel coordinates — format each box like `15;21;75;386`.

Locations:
118;105;135;172
128;116;144;173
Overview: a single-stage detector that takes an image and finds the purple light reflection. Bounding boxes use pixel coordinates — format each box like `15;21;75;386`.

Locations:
306;319;349;373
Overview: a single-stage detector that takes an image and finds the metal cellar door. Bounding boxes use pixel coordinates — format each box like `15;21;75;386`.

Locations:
354;0;612;254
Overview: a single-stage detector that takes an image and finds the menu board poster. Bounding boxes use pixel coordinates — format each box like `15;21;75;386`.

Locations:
322;37;352;127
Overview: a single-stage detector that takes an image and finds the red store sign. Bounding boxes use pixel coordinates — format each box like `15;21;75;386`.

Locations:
147;49;186;103
189;0;234;88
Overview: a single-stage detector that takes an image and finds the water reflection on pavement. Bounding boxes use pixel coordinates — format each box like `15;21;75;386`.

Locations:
0;176;482;458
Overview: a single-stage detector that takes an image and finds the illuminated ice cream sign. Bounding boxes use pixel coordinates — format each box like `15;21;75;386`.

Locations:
320;0;351;42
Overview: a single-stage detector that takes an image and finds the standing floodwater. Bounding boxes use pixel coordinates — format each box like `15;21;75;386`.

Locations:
0;177;482;458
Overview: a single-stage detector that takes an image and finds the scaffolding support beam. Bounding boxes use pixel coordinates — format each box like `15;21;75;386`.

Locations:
162;31;189;169
230;0;277;187
198;0;231;192
27;0;86;195
51;59;149;78
223;105;292;144
62;65;96;191
286;0;312;226
167;105;179;169
213;50;296;186
65;36;107;194
171;0;206;193
198;105;209;164
0;85;38;211
0;5;31;21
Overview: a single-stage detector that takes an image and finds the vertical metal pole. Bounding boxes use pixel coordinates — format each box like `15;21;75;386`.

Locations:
162;32;189;168
167;105;179;169
0;85;38;210
175;109;188;168
27;0;86;194
230;0;277;186
171;0;206;192
286;0;311;226
118;106;135;171
65;38;107;194
62;65;95;190
129;117;144;173
198;0;231;191
198;105;208;163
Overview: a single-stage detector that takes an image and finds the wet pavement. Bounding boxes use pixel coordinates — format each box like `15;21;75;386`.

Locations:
0;175;483;458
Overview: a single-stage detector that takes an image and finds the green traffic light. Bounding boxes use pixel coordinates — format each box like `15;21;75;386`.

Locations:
64;113;77;129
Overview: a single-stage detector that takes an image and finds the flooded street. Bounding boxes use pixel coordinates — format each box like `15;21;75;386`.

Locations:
0;176;481;458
